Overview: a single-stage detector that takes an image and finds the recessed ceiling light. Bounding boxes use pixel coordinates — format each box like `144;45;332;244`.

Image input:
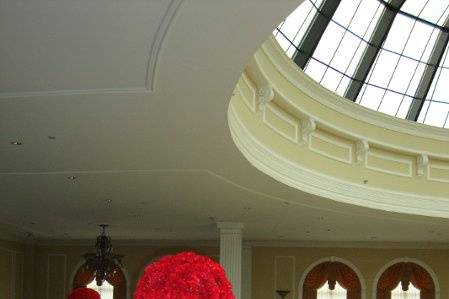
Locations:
11;141;22;145
67;176;77;180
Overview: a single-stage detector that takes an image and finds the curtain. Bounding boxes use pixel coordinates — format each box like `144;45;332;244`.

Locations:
376;262;435;299
106;266;126;299
303;262;361;299
73;264;95;289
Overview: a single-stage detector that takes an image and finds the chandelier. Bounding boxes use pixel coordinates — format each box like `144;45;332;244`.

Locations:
83;224;123;286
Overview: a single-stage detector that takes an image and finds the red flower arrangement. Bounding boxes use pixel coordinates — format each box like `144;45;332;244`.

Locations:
134;251;235;299
67;287;100;299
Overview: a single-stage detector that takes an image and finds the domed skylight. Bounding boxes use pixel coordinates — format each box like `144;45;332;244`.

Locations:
274;0;449;128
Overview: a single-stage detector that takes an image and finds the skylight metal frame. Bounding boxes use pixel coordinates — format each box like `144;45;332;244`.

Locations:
276;0;449;128
293;0;341;69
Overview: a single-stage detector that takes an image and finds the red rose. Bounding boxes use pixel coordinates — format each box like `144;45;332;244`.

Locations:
134;251;234;299
68;287;100;299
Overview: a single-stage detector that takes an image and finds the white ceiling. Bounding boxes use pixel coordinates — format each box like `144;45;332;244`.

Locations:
1;0;449;243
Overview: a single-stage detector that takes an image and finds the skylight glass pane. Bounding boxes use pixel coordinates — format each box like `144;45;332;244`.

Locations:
348;0;383;38
400;1;427;17
305;59;327;83
329;33;361;73
419;1;449;26
274;0;323;58
332;0;362;28
346;41;368;75
388;58;419;94
427;68;449;103
367;50;399;87
321;67;344;93
383;14;415;54
336;76;351;95
421;29;441;62
313;22;345;65
422;102;449;127
403;21;438;61
275;0;449;128
378;91;401;115
396;96;414;118
359;85;384;109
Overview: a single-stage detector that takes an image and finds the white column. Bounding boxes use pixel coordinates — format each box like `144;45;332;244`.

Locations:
217;222;243;299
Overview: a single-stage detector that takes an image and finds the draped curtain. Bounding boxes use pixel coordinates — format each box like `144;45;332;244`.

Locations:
72;263;127;299
303;262;361;299
376;262;435;299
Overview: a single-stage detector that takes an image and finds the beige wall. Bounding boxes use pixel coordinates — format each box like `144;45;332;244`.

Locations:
252;246;449;299
32;243;219;299
4;240;449;299
0;239;34;299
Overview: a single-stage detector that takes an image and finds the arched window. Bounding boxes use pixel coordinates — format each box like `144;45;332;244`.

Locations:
376;262;435;299
303;261;361;299
72;264;127;299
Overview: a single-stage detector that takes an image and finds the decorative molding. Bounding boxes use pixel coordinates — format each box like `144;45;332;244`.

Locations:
417;154;429;176
356;140;369;164
300;118;316;145
258;84;275;112
47;254;67;299
366;151;413;177
0;247;19;299
0;0;184;99
298;257;366;299
236;73;257;112
228;101;449;218
372;257;440;299
428;163;449;183
145;0;184;91
274;256;295;299
309;131;352;164
263;103;299;143
0;87;150;99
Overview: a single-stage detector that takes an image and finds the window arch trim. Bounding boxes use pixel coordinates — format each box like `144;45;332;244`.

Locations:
372;257;440;299
298;256;366;299
67;259;132;299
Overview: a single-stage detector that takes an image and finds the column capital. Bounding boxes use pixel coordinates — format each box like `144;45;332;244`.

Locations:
216;222;244;230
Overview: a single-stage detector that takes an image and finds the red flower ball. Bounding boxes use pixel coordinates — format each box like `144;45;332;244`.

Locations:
134;251;235;299
68;287;100;299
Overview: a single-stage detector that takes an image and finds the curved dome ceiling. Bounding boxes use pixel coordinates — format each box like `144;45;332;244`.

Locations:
274;0;449;128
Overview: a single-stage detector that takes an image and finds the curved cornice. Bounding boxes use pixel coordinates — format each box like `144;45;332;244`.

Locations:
229;103;449;218
228;37;449;218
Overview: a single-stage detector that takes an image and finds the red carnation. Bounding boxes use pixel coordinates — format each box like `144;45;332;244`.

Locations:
68;287;100;299
134;251;235;299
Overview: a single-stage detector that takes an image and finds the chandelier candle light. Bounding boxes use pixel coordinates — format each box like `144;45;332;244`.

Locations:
83;224;123;286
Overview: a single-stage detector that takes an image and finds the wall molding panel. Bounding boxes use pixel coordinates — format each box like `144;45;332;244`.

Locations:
47;254;67;299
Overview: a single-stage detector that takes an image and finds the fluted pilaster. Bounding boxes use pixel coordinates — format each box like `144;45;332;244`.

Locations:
217;222;243;299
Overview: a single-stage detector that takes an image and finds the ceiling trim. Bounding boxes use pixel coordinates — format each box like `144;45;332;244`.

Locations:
0;0;183;99
145;0;184;91
34;239;449;249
